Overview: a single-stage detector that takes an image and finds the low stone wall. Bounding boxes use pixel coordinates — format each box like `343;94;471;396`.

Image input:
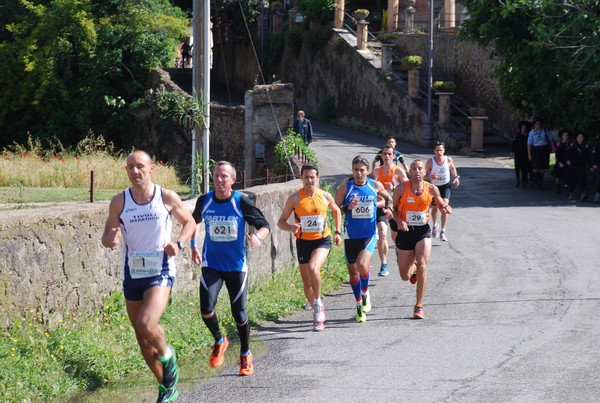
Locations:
0;180;302;328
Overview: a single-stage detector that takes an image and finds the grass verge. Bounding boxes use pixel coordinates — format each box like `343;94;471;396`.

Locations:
0;246;347;401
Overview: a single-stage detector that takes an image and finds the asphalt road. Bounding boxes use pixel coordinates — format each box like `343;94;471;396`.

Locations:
177;121;600;402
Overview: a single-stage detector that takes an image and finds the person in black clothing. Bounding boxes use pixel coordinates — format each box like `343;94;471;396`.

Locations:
293;110;313;144
371;136;410;174
510;121;532;187
565;132;591;201
550;129;572;194
591;140;600;203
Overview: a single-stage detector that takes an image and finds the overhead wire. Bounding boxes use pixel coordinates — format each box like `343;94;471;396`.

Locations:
234;0;297;180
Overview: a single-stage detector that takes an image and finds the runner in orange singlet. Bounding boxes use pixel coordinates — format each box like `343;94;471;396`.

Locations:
374;146;408;277
392;159;451;319
277;163;342;331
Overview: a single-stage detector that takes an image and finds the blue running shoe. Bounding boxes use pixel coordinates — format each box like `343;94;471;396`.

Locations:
378;263;389;277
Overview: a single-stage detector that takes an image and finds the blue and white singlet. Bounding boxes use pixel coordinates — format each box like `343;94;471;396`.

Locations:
343;178;378;239
199;191;249;272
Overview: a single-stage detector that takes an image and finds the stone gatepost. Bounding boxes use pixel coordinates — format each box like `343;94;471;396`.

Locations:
289;8;298;30
387;0;399;32
381;44;394;74
334;0;345;29
408;68;420;97
468;116;488;151
443;0;456;28
356;21;369;50
437;92;453;124
272;12;284;33
244;83;295;183
404;0;416;33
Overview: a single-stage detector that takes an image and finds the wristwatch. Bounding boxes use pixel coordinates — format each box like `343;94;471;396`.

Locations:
176;240;185;250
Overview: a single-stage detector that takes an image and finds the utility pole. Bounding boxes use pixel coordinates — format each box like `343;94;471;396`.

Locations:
424;0;434;148
193;0;211;194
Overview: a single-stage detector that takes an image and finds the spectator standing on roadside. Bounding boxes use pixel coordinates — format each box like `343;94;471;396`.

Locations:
550;129;572;194
527;118;554;189
191;161;270;376
293;110;313;145
591;140;600;203
277;163;342;332
565;132;591;201
510;121;532;187
101;150;196;403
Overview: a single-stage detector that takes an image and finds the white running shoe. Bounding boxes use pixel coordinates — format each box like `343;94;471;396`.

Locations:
314;302;326;323
432;225;439;238
440;231;447;242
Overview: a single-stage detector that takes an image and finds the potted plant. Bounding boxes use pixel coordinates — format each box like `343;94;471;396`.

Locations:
400;55;423;70
376;32;400;45
469;106;487;116
270;1;283;13
432;80;456;92
353;9;370;22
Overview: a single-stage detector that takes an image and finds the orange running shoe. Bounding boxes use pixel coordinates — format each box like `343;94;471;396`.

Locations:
413;305;425;319
239;352;254;376
209;337;229;368
409;262;418;285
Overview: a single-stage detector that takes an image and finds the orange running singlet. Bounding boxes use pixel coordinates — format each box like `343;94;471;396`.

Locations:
377;165;401;190
397;181;433;226
293;188;331;240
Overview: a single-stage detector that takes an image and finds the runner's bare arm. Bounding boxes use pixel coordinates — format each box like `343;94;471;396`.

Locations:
375;180;394;219
277;193;300;233
324;191;343;245
429;183;452;214
162;188;197;256
101;192;124;249
448;157;460;188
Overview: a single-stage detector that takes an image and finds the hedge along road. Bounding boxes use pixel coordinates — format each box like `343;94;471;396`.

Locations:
176;121;600;402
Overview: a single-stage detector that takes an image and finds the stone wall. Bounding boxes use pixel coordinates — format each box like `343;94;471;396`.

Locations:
276;33;433;145
394;32;521;138
212;30;521;142
244;84;295;181
209;104;246;165
0;180;302;328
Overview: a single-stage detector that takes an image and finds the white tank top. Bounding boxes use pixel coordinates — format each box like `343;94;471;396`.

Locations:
119;185;175;279
430;156;450;186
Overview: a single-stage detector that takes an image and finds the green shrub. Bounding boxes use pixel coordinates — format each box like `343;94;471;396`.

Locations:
432;80;456;92
400;55;423;69
273;128;318;174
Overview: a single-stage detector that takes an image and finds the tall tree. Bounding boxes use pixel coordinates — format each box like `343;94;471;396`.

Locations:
0;0;188;148
460;0;600;134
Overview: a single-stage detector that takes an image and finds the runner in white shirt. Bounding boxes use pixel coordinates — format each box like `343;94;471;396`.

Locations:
425;141;460;241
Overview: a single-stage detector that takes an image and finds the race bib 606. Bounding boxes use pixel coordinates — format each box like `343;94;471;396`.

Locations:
353;202;374;219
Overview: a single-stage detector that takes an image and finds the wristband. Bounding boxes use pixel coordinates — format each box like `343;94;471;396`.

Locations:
454;176;460;180
341;204;349;213
190;239;198;248
334;230;342;236
254;233;263;241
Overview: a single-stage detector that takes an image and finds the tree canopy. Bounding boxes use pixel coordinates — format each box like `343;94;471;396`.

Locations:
0;0;188;149
460;0;600;134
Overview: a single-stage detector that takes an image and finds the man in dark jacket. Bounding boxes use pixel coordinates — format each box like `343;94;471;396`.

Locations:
293;110;313;144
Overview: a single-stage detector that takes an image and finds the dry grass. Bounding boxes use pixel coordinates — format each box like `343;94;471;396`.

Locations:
0;134;182;190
